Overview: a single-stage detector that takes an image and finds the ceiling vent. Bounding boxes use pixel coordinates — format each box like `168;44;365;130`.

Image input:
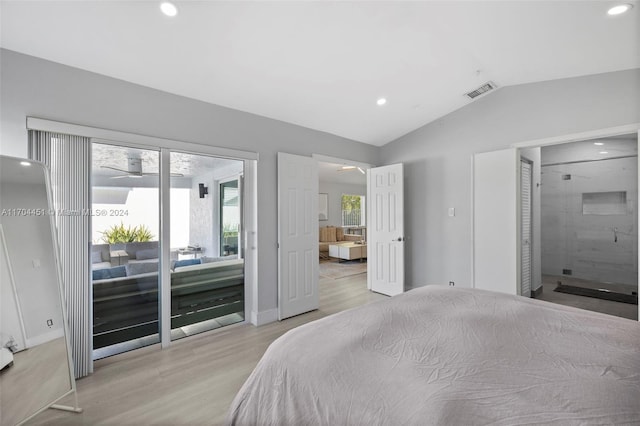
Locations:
465;81;498;100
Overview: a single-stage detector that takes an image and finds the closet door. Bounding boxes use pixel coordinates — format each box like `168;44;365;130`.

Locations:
473;148;520;295
521;159;533;297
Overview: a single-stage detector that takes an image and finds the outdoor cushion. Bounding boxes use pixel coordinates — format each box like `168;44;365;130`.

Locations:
126;261;159;276
136;248;158;260
92;265;127;281
173;258;202;270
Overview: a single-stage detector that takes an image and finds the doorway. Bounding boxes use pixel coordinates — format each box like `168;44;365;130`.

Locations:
473;127;639;321
317;159;368;293
534;135;638;320
277;152;403;320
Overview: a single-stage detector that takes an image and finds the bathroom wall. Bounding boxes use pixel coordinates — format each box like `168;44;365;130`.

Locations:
541;138;638;288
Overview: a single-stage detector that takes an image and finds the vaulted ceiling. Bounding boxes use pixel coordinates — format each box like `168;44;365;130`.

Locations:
1;1;638;146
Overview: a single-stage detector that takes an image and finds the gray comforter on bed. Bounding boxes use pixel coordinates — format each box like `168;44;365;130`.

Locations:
227;286;640;425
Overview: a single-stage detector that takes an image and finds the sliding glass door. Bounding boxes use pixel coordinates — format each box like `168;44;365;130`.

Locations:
91;143;160;358
91;144;247;357
169;152;245;340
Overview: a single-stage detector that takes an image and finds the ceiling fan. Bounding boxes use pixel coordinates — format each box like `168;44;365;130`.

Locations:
102;157;184;179
337;165;365;174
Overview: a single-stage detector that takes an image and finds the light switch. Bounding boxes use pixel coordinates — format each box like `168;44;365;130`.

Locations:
448;207;455;217
32;259;41;268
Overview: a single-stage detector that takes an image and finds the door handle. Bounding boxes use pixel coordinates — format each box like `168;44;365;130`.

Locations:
394;237;405;242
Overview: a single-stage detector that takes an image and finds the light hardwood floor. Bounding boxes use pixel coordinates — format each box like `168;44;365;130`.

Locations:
1;338;72;425
27;273;383;425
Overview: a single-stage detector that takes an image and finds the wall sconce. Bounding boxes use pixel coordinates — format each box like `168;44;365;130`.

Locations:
199;183;208;198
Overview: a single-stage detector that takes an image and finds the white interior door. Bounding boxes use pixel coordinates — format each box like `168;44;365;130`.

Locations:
277;152;319;320
520;159;533;297
473;148;520;295
368;163;405;296
0;225;27;351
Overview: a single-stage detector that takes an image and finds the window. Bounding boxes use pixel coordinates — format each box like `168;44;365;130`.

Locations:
341;194;365;227
220;180;240;255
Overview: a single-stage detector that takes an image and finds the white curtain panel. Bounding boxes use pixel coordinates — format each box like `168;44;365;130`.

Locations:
29;130;92;378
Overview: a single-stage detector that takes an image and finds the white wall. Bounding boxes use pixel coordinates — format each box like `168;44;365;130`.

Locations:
0;182;64;346
318;181;366;228
0;49;379;317
380;69;640;289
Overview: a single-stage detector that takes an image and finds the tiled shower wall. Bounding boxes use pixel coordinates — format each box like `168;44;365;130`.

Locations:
541;156;637;287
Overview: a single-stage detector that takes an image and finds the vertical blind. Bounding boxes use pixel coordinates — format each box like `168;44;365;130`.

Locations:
29;130;93;378
521;160;532;298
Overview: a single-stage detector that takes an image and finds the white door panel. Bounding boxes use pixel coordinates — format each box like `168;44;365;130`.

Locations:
278;152;319;320
368;163;404;296
473;149;520;295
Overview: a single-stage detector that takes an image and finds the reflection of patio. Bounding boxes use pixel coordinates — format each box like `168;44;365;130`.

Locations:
178;246;204;259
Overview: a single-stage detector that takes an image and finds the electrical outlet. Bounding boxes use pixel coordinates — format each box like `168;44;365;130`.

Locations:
46;319;53;327
449;281;455;286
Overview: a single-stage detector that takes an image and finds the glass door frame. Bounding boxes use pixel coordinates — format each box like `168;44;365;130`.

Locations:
219;176;242;258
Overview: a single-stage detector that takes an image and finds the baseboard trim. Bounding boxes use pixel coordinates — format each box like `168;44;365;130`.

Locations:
26;328;64;348
251;308;278;326
532;285;543;298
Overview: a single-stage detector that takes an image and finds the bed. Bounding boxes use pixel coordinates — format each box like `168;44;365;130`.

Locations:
227;286;640;425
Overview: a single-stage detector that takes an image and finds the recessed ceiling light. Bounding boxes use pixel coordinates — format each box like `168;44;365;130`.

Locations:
607;4;633;15
341;165;356;170
594;142;604;146
599;151;609;154
160;2;178;17
20;161;31;166
376;98;387;106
